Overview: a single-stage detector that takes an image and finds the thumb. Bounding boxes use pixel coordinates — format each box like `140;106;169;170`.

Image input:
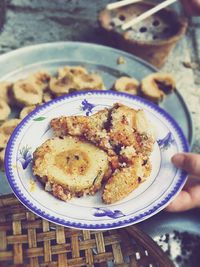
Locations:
172;153;200;177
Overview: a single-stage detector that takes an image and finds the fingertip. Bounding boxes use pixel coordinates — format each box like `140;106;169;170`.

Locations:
165;201;182;212
172;153;200;176
171;153;185;168
165;191;190;212
165;198;181;212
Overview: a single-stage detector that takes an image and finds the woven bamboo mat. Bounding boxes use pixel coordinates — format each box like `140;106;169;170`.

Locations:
0;194;174;267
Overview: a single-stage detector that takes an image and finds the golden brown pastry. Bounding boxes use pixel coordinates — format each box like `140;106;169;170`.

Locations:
73;73;105;90
51;108;114;155
33;136;109;201
109;103;155;158
28;71;51;91
49;73;79;96
113;76;139;95
11;80;43;106
0;119;21;149
0;82;13;104
0;100;11;122
19;105;37;119
102;157;151;204
140;73;176;103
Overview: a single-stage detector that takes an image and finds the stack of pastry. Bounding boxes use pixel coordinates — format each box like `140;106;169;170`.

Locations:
33;103;155;204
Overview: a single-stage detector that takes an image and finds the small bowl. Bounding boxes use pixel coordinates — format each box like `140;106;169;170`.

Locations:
98;1;188;68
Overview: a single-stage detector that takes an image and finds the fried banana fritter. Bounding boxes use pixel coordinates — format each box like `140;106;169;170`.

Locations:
109;104;155;158
0;119;21;149
19;105;37;119
102;157;152;204
141;73;176;103
0;100;11;122
32;136;109;201
48;103;155;203
28;71;51;91
12;80;43;107
51;108;114;155
0;82;13;105
113;76;139;95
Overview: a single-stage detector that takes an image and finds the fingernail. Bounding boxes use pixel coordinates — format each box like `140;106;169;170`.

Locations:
171;153;185;167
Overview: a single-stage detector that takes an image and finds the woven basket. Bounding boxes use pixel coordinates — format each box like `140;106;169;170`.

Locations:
0;194;174;267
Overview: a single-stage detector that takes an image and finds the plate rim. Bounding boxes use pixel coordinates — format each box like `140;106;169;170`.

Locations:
5;90;189;230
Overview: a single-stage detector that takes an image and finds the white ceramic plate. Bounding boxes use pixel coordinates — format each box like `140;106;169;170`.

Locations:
5;91;189;230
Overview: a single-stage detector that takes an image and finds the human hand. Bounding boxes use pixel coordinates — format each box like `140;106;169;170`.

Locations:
181;0;200;16
166;153;200;212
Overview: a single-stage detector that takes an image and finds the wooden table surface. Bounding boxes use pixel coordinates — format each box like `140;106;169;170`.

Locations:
0;0;199;150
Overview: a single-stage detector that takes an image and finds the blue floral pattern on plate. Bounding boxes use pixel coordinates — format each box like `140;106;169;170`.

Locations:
93;208;125;219
17;146;32;170
157;132;175;150
81;99;95;116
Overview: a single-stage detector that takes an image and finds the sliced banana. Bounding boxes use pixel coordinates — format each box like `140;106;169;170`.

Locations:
12;80;43;107
0;119;21;149
113;76;139;95
49;73;79;96
141;73;176;103
28;71;51;91
0;149;5;170
0;82;13;104
74;73;105;90
0;100;11;122
58;66;88;78
19;105;37;119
